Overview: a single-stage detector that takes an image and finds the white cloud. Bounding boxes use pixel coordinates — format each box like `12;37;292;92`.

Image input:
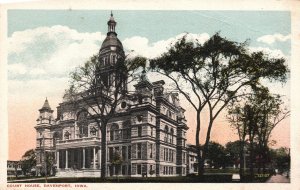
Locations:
8;63;27;75
257;33;291;44
9;25;289;106
123;33;210;58
8;25;106;79
8;26;210;102
249;46;287;59
29;68;46;76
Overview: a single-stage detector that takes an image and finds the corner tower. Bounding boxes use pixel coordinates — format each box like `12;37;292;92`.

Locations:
35;98;55;176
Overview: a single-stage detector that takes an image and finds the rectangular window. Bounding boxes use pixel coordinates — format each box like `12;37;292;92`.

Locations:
137;143;142;159
122;165;126;175
115;146;119;153
151;127;153;137
164;148;166;161
150;144;153;159
109;147;113;161
137;164;141;174
128;164;131;175
122;146;126;161
138;126;142;137
128;145;131;160
166;148;168;161
123;128;130;139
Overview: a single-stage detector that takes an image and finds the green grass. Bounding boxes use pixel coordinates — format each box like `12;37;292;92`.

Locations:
7;176;44;180
8;168;273;183
10;175;234;183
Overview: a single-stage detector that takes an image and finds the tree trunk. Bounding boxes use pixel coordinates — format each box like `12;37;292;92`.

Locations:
100;124;107;179
239;141;244;181
249;140;254;181
199;145;208;176
199;120;214;176
195;110;202;176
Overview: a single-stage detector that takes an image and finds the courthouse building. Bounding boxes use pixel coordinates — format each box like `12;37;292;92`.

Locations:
34;13;190;177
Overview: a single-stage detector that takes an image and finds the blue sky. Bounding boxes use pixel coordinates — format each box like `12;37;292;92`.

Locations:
7;10;291;156
8;10;290;54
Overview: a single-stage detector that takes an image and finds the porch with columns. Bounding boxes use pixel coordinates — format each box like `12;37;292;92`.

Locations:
56;146;101;177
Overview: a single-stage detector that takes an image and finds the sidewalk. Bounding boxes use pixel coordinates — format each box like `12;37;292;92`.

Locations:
266;174;290;183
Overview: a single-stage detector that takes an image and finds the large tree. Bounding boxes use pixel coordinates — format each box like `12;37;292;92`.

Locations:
206;141;227;169
20;149;36;176
149;33;288;175
227;87;289;179
65;54;144;179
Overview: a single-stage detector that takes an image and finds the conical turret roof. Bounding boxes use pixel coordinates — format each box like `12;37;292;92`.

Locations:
39;98;53;112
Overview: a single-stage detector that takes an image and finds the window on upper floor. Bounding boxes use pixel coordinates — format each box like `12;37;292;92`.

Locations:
138;126;142;137
151;127;153;137
164;125;169;142
64;131;70;140
128;145;131;160
170;128;174;144
150;144;153;159
110;123;119;141
167;110;172;118
137;143;142;159
122;146;127;161
137;115;143;123
122;120;131;139
77;111;88;138
90;127;97;137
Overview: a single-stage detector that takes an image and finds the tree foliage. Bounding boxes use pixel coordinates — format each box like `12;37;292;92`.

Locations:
20;149;36;175
227;87;290;177
149;32;288;175
65;53;144;178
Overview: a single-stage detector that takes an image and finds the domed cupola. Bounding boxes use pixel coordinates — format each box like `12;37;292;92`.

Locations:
99;12;125;59
97;12;127;91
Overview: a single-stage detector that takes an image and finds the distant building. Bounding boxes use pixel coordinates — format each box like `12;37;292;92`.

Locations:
7;160;22;177
186;144;199;174
34;13;190;177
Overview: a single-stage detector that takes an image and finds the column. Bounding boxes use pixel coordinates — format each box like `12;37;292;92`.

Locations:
82;148;85;169
65;150;68;169
93;147;96;169
98;147;101;169
56;151;60;169
71;149;74;169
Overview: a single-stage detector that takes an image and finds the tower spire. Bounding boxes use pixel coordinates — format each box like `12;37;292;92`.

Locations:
107;11;117;35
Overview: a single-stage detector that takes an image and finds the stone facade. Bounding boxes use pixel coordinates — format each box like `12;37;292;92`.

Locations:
35;13;190;178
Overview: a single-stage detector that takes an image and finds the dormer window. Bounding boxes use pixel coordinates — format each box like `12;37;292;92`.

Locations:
64;131;70;140
137;115;143;122
121;101;127;109
90;127;97;137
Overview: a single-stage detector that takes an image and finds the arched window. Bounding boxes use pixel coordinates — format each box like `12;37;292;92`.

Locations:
110;123;119;141
137;115;143;123
77;111;88;138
